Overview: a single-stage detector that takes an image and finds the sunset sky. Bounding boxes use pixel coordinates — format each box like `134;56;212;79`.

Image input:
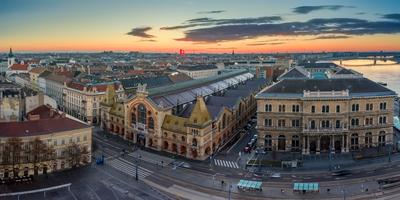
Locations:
1;0;400;53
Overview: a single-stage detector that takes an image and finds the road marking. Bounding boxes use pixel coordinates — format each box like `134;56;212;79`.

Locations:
107;158;153;179
213;159;239;169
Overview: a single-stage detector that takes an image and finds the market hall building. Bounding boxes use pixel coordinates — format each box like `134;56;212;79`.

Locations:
101;70;266;160
256;64;397;155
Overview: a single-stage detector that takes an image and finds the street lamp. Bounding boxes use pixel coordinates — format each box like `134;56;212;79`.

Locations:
228;184;232;200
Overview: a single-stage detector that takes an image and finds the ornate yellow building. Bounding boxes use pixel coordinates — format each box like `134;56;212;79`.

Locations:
101;70;266;160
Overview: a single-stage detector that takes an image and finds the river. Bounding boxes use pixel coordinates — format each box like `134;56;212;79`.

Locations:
334;59;400;95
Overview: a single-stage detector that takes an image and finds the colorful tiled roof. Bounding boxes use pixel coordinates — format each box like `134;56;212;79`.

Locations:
10;63;29;71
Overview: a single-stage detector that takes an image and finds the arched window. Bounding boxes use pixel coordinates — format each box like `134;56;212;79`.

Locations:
181;136;186;142
351;133;359;150
365;132;372;148
278;135;286;151
379;131;386;147
192;138;198;147
265;135;272;150
291;135;300;151
310;120;316;129
148;117;154;129
138;104;147;124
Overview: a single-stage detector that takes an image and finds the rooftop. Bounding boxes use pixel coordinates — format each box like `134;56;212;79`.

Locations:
177;65;218;71
257;78;396;99
0;117;90;137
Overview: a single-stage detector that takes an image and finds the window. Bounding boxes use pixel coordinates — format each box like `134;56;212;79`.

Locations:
310;120;316;129
278;135;286;151
379;131;386;146
278;119;285;127
365;132;372;148
181;136;186;142
148;117;154;129
321;120;330;128
291;135;300;151
192;138;198;147
366;103;373;111
264;135;272;151
264;119;272;127
138;104;147;124
291;119;300;127
380;102;387;110
278;105;285;112
352;104;360;112
336;120;341;128
265;104;272;112
292;105;300;112
311;106;316;113
351;118;359;126
379;116;387;124
336;105;340;113
351;133;359;150
322;105;330;113
365;117;373;125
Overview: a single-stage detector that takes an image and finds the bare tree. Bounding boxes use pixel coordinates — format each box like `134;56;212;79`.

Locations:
29;137;47;168
6;137;23;177
66;142;89;168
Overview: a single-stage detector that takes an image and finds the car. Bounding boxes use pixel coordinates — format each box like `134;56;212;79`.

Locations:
251;118;257;123
270;172;281;178
181;162;191;169
244;146;251;153
331;170;351;176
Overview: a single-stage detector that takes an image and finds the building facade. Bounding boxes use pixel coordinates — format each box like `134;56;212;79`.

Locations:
177;65;220;79
63;81;124;124
101;70;265;160
0;106;92;179
256;68;396;155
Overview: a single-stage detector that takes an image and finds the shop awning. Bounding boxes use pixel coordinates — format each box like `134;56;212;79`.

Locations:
293;182;319;192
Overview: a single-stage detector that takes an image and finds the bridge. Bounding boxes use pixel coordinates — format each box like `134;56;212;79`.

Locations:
327;51;400;65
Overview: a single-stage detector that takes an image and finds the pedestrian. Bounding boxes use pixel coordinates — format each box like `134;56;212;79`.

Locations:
221;180;224;187
327;188;330;193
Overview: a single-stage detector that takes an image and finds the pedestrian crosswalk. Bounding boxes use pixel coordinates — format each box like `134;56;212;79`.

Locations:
107;158;153;179
213;159;239;168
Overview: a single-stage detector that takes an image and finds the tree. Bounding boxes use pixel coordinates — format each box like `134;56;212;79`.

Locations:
28;137;47;168
6;137;23;177
66;142;90;168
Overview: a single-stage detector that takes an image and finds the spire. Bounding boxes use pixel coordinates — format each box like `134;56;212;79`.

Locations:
8;48;14;58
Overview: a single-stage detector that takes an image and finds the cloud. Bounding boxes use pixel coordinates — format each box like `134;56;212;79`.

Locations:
355;12;365;15
197;10;226;14
175;17;400;42
246;42;285;46
126;27;154;38
160;16;282;30
382;13;400;21
307;35;352;40
293;5;354;14
139;39;157;42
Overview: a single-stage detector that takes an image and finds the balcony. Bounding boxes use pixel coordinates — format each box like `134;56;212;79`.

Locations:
131;122;148;134
257;126;302;131
302;127;349;134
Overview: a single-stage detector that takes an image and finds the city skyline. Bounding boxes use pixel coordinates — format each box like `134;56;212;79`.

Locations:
1;0;400;53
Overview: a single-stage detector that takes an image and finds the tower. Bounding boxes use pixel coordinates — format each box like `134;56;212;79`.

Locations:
7;48;15;68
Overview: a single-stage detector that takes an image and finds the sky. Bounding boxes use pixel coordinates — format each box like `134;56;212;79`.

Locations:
1;0;400;53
